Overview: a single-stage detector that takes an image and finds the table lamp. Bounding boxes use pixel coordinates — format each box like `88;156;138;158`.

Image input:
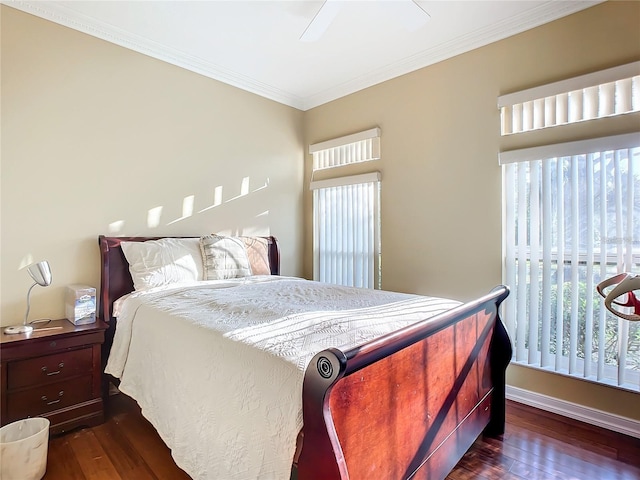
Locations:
3;260;52;335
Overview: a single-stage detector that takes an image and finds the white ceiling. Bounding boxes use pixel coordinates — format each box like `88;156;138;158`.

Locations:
6;0;601;110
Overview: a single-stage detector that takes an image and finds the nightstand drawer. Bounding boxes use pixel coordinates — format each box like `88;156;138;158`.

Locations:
7;348;93;390
1;319;107;433
7;376;93;422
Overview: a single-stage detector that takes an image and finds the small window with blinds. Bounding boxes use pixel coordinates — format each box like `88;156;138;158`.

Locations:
499;62;640;135
310;128;380;170
310;128;382;289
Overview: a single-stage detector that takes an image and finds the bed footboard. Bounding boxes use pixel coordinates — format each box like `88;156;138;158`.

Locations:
297;286;511;480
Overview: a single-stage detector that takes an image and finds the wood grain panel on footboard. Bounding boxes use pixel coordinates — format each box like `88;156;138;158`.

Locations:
297;286;510;480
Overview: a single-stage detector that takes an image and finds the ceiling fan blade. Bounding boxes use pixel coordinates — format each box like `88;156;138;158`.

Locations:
395;0;431;32
300;0;342;42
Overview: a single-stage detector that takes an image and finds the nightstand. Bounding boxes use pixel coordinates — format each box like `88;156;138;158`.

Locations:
0;319;108;435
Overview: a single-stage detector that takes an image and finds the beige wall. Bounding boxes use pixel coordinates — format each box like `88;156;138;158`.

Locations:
0;6;304;324
303;1;640;420
2;2;638;423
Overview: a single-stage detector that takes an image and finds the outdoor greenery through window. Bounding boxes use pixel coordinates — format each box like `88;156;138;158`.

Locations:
502;137;639;390
500;62;640;392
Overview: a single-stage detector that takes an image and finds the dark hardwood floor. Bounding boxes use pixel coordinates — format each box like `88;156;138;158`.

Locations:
448;401;640;480
42;394;640;479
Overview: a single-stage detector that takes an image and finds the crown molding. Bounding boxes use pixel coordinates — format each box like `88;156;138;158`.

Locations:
302;1;603;109
4;0;602;111
3;0;306;110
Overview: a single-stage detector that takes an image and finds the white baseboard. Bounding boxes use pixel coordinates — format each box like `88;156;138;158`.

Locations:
506;385;640;439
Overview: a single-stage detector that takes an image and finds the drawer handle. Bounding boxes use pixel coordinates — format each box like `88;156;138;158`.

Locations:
41;362;64;376
41;391;64;406
40;390;64;405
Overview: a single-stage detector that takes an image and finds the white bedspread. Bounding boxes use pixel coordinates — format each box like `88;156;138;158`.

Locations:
105;276;460;480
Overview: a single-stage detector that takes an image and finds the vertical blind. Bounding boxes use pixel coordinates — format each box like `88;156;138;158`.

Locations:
499;62;640;135
310;128;381;170
501;134;640;391
312;174;381;288
310;128;381;289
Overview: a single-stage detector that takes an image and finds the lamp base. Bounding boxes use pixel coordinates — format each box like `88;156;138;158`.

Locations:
3;325;34;335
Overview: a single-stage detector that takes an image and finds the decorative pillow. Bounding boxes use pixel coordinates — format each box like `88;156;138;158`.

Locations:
200;234;251;280
121;238;204;291
241;236;271;275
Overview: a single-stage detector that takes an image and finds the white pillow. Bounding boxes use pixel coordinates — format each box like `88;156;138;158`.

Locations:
121;238;204;291
200;234;251;280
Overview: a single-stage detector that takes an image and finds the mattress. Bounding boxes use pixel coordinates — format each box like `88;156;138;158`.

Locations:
104;276;460;480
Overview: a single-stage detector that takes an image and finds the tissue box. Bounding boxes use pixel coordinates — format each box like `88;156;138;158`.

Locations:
65;284;96;325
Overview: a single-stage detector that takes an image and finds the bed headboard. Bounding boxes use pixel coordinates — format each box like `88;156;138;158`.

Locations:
97;235;280;325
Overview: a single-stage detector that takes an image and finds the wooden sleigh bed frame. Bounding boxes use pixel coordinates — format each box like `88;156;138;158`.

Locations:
98;235;511;480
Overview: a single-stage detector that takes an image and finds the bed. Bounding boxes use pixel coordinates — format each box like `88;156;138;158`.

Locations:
98;234;511;480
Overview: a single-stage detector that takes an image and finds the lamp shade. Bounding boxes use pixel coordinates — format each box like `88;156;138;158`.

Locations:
27;261;52;287
3;260;53;334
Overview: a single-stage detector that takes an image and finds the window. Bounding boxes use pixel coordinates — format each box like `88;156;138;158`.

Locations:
310;128;381;288
500;62;640;392
499;62;639;135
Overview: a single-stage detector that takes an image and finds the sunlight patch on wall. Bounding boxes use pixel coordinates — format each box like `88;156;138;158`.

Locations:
106;174;271;231
253;177;270;192
183;195;195;217
214;186;223;206
238;211;270;236
199;186;224;213
199;176;271;212
168;195;195;225
109;220;125;233
147;206;163;228
241;176;250;196
18;254;34;270
227;176;252;202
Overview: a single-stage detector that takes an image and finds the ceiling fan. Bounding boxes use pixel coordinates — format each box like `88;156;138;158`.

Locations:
300;0;431;42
